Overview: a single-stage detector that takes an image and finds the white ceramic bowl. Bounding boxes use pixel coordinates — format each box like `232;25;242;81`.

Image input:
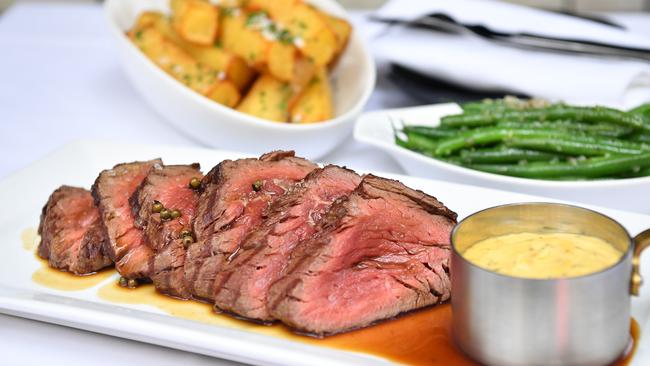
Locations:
104;0;375;159
354;103;650;214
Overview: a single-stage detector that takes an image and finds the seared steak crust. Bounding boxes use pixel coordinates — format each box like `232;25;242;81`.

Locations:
186;151;317;302
38;152;461;337
131;163;202;298
38;186;112;274
268;174;457;336
92;159;162;280
213;166;361;321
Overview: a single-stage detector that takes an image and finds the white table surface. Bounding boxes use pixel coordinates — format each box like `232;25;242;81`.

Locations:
1;2;649;365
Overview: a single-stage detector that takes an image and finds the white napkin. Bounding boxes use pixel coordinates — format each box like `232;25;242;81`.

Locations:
371;0;650;108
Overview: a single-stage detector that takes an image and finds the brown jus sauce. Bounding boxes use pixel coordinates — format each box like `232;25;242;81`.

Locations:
22;228;114;291
24;228;638;365
32;256;114;291
98;282;638;366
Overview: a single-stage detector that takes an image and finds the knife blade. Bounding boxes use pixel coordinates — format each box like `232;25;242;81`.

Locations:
370;12;650;61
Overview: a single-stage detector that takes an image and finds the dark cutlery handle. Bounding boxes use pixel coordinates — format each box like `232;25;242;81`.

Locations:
387;63;529;104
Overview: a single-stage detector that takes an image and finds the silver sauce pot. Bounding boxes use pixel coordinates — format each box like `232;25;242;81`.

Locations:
451;203;650;366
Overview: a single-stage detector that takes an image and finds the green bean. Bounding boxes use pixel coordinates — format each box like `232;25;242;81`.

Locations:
461;97;550;113
441;105;650;131
504;136;646;156
402;125;460;139
496;120;633;138
433;127;647;156
634;166;650;177
461;100;508;113
433;128;535;156
405;121;632;138
456;147;562;164
537;176;591;181
618;166;650;178
404;131;440;151
643;166;650;175
395;134;410;149
630;103;650;117
631;132;650;144
467;152;650;179
395;131;439;154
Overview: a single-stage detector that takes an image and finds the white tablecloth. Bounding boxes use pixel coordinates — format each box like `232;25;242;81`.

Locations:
1;3;649;366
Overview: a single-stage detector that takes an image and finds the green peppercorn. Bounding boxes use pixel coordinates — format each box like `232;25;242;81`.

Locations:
182;236;193;248
189;177;201;190
252;179;263;192
152;201;164;213
180;230;193;238
160;209;172;220
170;209;181;219
119;277;128;287
127;279;138;288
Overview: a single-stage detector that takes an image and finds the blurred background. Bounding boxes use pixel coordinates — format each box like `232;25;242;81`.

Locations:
3;0;650;176
3;0;650;12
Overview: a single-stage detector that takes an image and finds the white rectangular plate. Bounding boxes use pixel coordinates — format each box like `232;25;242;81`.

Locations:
1;140;649;365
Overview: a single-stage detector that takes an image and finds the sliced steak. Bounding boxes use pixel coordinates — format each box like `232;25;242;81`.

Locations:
186;151;317;302
92;159;162;280
268;175;457;336
213;165;361;321
131;163;202;298
37;186;112;274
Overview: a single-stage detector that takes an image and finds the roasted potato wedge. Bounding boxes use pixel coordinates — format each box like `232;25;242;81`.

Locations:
266;41;295;82
129;26;215;93
266;42;316;90
290;56;317;91
296;23;338;67
220;10;269;67
248;1;338;66
206;80;241;107
178;45;255;90
237;74;293;122
223;5;318;87
128;26;239;105
324;15;352;60
290;68;333;123
134;11;164;29
245;0;296;18
219;0;244;7
225;55;257;91
171;0;219;46
138;13;255;90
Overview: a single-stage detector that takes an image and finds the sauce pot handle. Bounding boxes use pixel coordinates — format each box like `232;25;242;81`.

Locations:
631;229;650;296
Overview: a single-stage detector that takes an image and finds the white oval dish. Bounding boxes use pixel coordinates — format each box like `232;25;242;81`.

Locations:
354;103;650;214
104;0;375;159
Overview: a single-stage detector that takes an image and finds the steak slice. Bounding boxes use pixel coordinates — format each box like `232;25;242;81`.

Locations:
37;186;112;275
131;163;202;298
213;165;361;321
268;175;457;336
186;151;317;302
92;159;162;280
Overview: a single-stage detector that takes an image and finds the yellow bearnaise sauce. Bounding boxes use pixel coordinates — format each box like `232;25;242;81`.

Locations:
462;232;623;279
